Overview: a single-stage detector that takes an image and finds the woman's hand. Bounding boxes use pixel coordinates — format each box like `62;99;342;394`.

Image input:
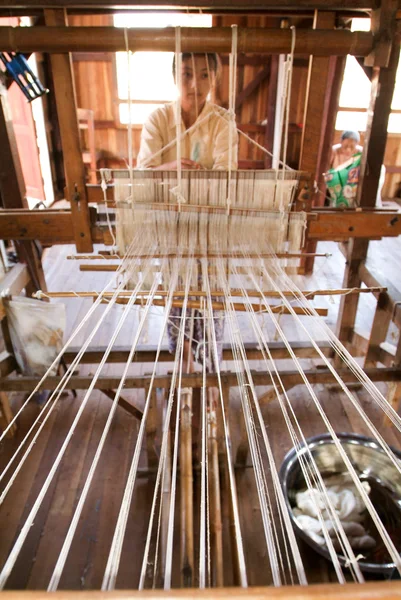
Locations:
155;159;203;170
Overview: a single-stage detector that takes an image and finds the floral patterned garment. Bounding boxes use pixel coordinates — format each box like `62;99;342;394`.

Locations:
167;306;224;372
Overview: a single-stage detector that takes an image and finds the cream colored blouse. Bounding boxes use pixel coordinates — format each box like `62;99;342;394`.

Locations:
136;101;238;170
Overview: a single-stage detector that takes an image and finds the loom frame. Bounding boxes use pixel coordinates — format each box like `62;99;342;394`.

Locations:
0;1;401;595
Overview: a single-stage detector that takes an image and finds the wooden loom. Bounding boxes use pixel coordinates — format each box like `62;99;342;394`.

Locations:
1;1;401;597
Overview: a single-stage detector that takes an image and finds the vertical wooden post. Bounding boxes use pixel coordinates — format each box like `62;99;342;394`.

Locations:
0;391;16;438
336;30;400;346
179;387;194;588
44;8;93;253
161;414;172;577
384;333;401;425
145;383;159;472
208;392;224;587
0;81;47;293
364;291;392;367
302;54;346;273
298;10;336;274
299;11;336;175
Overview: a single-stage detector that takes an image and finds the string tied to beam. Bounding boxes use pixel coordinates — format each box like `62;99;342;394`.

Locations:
100;168;117;249
227;24;238;215
171;25;185;212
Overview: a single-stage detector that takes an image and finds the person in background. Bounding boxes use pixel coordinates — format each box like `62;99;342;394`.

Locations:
330;130;362;170
329;129;384;206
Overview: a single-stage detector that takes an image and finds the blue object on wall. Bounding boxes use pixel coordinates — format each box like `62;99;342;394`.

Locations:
0;52;48;102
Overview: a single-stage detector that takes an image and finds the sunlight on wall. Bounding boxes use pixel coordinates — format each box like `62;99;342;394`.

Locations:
336;17;401;133
114;12;212;124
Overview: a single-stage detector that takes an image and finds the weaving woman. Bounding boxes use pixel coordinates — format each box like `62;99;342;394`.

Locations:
137;52;238;375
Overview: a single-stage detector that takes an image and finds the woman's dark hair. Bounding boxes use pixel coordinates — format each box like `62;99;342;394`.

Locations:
172;52;219;78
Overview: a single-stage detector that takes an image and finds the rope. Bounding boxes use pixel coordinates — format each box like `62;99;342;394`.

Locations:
170;26;186;209
100;168;117;249
124;28;134;195
227;24;238;214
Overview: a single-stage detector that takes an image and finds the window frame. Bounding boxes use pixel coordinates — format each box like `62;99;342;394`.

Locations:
112;12;213;126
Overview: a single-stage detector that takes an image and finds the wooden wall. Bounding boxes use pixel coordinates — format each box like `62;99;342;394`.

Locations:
69;14;140;171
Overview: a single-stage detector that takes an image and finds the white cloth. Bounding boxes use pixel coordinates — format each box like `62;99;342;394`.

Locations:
136;100;238;170
294;474;376;551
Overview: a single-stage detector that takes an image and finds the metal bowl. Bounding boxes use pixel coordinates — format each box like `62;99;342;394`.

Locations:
279;432;401;574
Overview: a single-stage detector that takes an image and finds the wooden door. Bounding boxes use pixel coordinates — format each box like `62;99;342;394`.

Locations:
0;17;45;205
7;81;45;204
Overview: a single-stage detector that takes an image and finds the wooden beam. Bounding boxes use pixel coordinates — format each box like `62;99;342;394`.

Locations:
180;387;194;587
208;401;224;587
303;53;347;272
98;297;330;317
298;11;335;274
1;366;400;392
356;55;373;81
0;263;29;298
0;26;375;57
15;240;48;296
101;389;143;421
72;51;112;62
221;55;272;67
144;382;159;471
364;291;393;366
0;391;16;437
0;0;381;9
0;208;399;244
0;210;75;244
67;251;331;260
0;351;18;377
359;262;401;331
62;342;333;365
358;37;401;208
0;581;400;599
44;8;92;252
94;210;401;246
364;0;398;68
299;11;336;176
41;287;384;300
301;210;401;239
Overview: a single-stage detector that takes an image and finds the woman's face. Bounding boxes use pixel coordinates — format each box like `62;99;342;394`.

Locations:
178;55;216;112
340;137;358;157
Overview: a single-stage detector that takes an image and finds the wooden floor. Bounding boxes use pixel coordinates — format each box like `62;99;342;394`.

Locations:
1;235;401;591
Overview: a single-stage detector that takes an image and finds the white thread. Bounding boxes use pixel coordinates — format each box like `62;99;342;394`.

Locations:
100;168;117;249
174;26;183;210
227;25;238;214
48;266;162;591
102;261;180;591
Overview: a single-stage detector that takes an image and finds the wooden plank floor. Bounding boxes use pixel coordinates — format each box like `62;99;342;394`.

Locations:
1;237;401;591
